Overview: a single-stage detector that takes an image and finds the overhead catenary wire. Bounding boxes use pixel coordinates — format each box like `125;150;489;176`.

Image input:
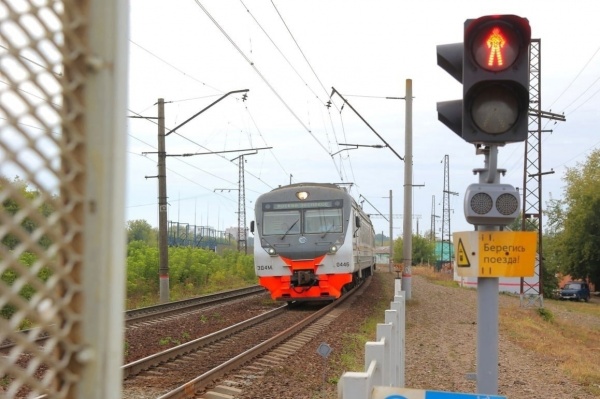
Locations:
128;150;237;208
269;0;336;109
194;0;348;183
238;0;330;109
193;0;332;159
128;108;268;194
503;45;600;181
127;41;289;186
266;0;355;175
547;46;600;111
132;1;365;188
130;40;223;94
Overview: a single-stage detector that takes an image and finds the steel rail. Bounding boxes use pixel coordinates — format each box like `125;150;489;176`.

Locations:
157;280;367;399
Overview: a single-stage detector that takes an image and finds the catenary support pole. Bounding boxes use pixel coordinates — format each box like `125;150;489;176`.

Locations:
389;189;393;273
402;79;413;299
157;98;170;303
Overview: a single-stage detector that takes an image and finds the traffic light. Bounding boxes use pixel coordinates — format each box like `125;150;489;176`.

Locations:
462;15;531;144
437;15;531;145
464;183;520;226
437;43;463;138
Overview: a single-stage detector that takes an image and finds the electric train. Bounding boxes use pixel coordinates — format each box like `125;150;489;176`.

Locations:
250;183;376;302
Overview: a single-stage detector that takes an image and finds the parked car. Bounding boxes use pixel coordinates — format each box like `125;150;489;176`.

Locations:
559;281;591;302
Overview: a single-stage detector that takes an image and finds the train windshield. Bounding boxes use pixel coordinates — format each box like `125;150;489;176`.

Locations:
262;208;343;236
263;210;301;236
304;208;342;234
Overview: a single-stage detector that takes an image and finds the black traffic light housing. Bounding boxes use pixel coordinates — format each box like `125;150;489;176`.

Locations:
437;15;531;145
462;15;531;144
437;43;463;137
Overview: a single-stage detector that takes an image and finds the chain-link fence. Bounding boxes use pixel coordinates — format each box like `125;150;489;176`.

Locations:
0;1;127;397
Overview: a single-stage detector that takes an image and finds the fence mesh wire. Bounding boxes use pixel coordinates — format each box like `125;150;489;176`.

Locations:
0;0;86;396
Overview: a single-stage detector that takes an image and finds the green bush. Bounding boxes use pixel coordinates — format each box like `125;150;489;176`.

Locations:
0;251;53;320
126;242;256;307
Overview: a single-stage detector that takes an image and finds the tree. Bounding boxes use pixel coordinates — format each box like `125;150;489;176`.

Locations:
392;234;436;266
555;149;600;288
126;219;157;246
0;176;54;250
507;213;538;232
374;232;390;247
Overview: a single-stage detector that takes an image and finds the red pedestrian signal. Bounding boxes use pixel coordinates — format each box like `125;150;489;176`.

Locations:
462;15;531;144
471;23;522;71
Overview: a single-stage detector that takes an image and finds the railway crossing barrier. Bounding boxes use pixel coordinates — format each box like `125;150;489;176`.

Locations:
337;278;406;398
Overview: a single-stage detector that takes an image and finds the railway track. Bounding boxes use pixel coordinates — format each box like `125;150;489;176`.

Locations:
121;277;371;399
17;286;272;399
0;285;267;352
125;285;267;328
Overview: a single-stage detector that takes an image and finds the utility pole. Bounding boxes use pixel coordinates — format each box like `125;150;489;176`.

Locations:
142;98;169;303
328;87;406;278
144;90;251;303
232;152;256;254
238;155;247;253
430;195;440;241
389;190;393;273
402;79;413;300
157;98;169;303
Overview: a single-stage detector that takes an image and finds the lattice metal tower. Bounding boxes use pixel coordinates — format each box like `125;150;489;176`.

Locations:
440;155;455;269
237;155;247;254
520;39;565;306
430;195;437;241
520;39;542;304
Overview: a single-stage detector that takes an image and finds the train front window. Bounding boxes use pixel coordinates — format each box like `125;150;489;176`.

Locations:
263;210;301;236
304;208;342;234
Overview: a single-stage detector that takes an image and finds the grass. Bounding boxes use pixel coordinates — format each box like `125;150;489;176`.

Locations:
413;265;600;396
500;304;600;395
337;271;396;373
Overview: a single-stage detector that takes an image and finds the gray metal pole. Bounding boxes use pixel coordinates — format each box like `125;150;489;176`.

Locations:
476;145;500;394
389;189;393;273
80;0;128;394
157;98;169;303
402;79;413;299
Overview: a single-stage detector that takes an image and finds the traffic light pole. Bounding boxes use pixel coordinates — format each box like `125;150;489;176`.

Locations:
474;144;501;395
437;14;533;396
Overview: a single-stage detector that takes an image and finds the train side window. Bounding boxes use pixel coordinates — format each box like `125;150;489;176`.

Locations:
263;210;301;236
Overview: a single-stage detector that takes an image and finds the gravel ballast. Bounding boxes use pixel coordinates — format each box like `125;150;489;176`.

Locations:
234;270;597;399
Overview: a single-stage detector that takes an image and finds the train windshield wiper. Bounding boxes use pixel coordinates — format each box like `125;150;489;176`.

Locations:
321;224;335;239
280;219;299;240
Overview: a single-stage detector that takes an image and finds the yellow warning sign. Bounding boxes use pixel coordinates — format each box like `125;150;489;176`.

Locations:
456;238;470;267
453;231;537;277
478;231;537;277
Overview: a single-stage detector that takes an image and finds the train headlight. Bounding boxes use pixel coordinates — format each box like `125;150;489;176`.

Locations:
267;247;277;256
296;191;309;200
328;245;338;254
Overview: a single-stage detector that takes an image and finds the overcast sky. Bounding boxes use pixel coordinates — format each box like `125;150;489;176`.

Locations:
126;0;600;239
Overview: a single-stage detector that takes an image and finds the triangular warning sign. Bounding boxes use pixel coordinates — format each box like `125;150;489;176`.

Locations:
457;238;470;268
